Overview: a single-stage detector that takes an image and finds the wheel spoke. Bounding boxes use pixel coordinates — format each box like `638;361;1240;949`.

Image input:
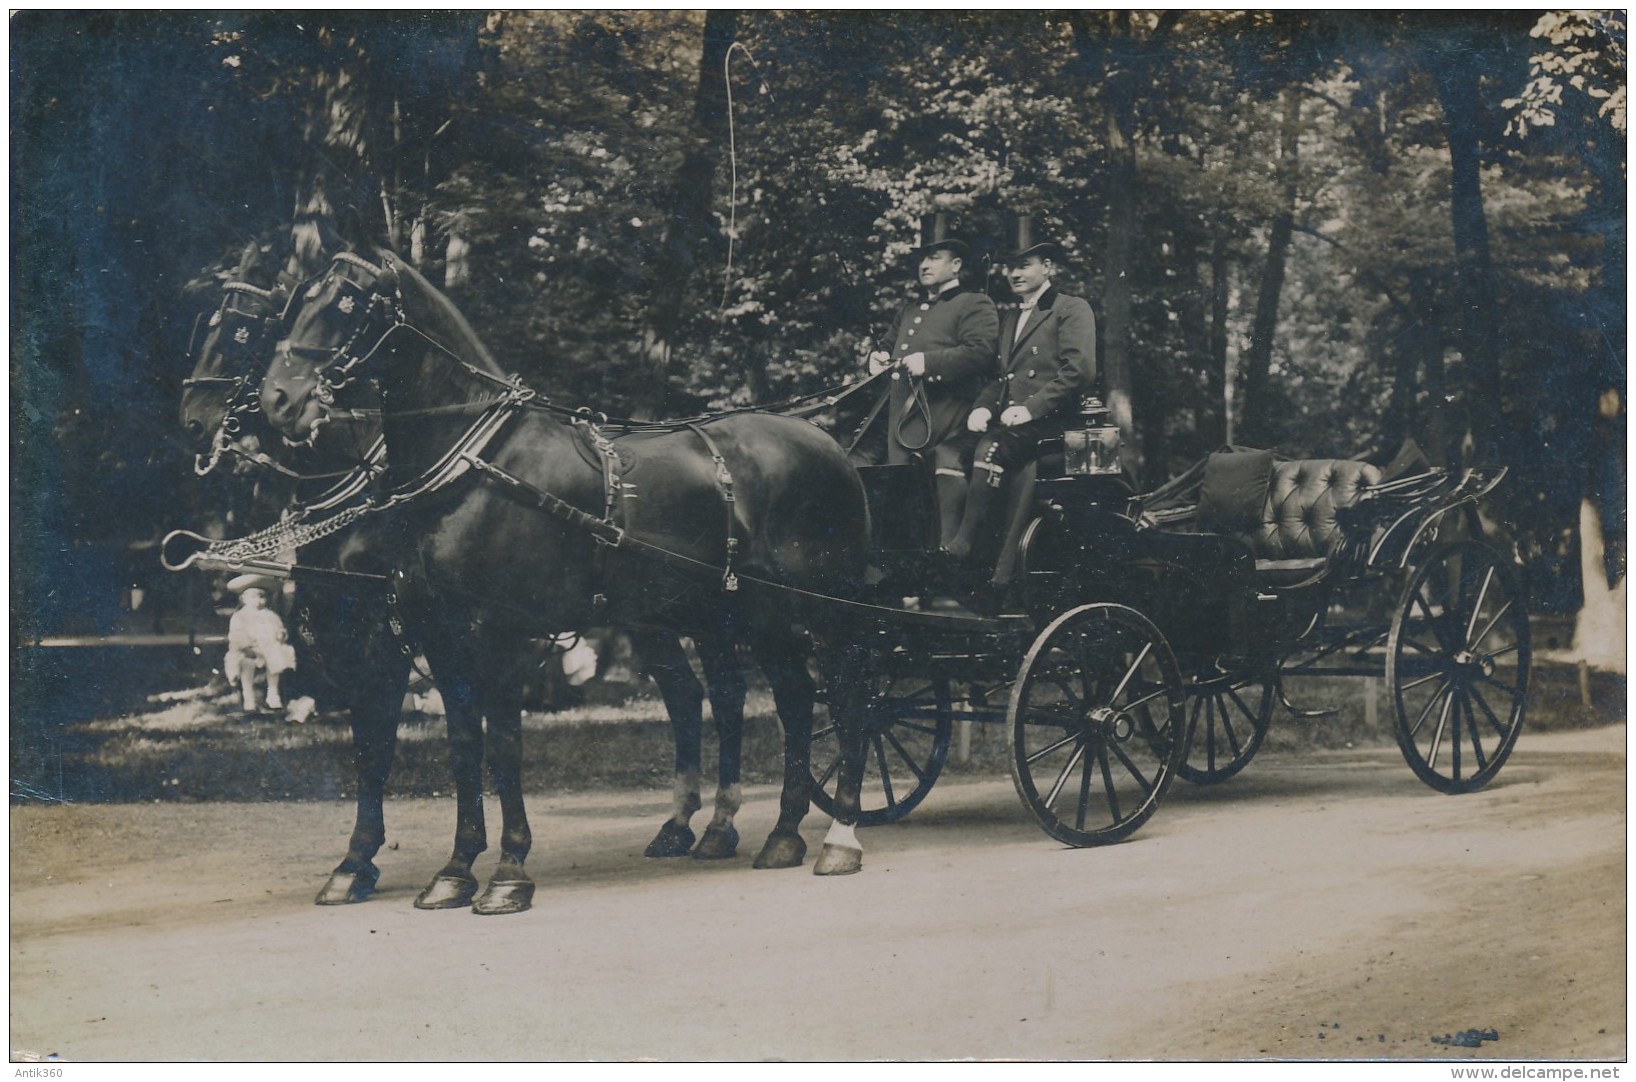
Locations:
1044;738;1087;808
882;729;931;784
1095;743;1120;827
869;733;896;807
1461;691;1490;773
1108;641;1154;705
813;753;840;790
1406;679;1454;740
1399;668;1449;693
1023;701;1082;728
1426;689;1457;770
1120;684;1173;714
1106;738;1154;797
1462;565;1497;643
1468;598;1514;652
1026;726;1082;766
1467;682;1513;739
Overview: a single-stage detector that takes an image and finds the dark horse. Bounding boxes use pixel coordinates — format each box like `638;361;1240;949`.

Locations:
257;250;876;912
177;244;807;912
174;239;414;906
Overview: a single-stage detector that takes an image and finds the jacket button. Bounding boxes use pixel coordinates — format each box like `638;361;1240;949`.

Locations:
907;329;916;335
1027;370;1036;377
919;303;930;311
913;317;922;324
1006;373;1015;381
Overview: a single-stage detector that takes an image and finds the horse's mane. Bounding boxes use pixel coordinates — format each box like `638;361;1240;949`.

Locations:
376;247;505;378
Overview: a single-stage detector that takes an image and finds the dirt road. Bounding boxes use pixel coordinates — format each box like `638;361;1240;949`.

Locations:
10;723;1626;1062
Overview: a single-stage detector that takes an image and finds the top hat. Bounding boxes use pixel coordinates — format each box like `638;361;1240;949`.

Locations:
1002;213;1062;264
916;212;971;259
226;573;280;596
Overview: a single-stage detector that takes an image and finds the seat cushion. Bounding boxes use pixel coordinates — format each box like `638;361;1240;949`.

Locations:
1196;449;1274;534
1243;459;1382;561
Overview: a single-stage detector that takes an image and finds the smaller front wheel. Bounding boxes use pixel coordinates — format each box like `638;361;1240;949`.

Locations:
1179;666;1275;784
1009;604;1185;846
810;673;953;826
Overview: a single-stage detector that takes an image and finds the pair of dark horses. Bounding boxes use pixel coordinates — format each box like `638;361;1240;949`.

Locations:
178;242;877;914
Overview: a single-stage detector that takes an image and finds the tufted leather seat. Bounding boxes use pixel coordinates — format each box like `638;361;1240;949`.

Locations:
1198;454;1381;586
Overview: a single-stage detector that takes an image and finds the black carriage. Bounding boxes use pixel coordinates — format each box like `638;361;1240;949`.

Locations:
809;426;1531;848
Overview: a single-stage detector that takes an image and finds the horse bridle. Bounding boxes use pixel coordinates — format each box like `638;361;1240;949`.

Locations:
185;280;287;475
286;252;409;411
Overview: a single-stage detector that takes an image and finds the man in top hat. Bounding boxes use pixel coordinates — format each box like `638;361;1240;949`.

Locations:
943;214;1097;610
848;211;1000;545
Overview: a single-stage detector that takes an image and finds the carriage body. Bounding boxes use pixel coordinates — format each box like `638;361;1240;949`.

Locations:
819;443;1531;846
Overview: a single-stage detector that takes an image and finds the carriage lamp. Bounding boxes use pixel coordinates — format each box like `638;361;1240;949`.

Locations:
1063;396;1122;476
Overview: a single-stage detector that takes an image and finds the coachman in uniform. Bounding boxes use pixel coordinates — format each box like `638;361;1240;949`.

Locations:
848;212;1000;546
944;214;1097;611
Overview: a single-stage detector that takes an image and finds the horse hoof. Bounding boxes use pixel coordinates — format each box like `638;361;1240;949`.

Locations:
414;873;479;910
693;824;739;860
315;866;378;906
752;832;807;870
644;821;696;858
813;842;863;876
473;878;535;916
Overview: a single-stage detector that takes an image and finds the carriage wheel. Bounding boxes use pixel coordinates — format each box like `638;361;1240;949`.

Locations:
1178;667;1275;785
809;674;953;826
1008;604;1185;847
1387;540;1530;793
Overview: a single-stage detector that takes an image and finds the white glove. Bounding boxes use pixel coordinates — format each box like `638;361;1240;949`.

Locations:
966;407;993;433
1000;405;1033;427
867;351;892;376
901;352;926;377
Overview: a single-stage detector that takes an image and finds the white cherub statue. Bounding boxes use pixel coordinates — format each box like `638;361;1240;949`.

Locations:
224;574;297;714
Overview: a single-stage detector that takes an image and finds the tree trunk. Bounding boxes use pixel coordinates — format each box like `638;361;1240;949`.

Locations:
1102;105;1141;478
1428;46;1505;467
634;9;738;416
1207;225;1230;448
1238;88;1300;448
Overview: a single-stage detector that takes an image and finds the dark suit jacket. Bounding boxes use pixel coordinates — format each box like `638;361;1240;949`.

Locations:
974;286;1097;425
859;283;999;457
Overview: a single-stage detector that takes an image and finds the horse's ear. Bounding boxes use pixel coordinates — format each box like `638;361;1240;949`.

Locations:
235;239;263;278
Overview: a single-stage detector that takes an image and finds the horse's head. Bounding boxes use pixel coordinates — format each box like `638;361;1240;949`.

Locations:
180;279;287;453
260;252;404;445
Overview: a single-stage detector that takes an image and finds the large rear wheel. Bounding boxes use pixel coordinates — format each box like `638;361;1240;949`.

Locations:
1009;604;1185;846
1387;540;1530;793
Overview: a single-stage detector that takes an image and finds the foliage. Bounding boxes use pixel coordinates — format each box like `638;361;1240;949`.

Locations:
1504;10;1627;138
11;10;1626;642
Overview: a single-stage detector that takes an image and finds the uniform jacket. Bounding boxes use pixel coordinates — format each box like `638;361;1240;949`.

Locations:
860;284;1000;456
974;286;1097;424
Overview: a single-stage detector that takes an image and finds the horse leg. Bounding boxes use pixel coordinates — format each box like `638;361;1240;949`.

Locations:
812;632;874;876
414;634;487;910
633;630;705;858
472;632;534;916
748;623;820;870
316;646;410;905
692;631;746;860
